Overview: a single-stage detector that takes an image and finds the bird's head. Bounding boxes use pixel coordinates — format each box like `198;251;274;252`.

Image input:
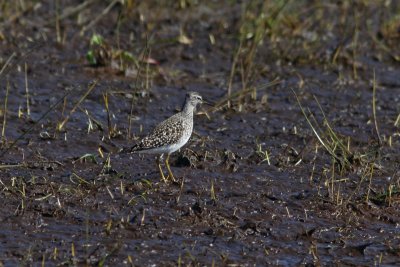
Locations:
185;91;203;109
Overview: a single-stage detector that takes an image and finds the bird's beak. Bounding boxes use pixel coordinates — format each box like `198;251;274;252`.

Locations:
202;99;214;107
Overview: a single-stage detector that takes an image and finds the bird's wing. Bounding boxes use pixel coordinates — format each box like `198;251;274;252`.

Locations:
130;114;185;152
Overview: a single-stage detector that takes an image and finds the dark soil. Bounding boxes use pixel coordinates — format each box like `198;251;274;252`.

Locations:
0;1;399;266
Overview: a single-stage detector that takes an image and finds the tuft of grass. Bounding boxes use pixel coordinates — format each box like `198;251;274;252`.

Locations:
227;0;288;109
369;184;400;207
255;142;271;165
80;107;104;133
293;90;354;171
86;33;110;66
100;153;112;174
293;89;387;205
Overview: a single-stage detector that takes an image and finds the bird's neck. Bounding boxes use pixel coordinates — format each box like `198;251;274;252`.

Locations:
181;103;195;117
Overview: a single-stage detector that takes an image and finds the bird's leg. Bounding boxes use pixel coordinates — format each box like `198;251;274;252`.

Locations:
165;154;177;182
157;154;167;183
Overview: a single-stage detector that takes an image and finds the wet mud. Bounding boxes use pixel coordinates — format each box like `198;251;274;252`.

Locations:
0;1;399;266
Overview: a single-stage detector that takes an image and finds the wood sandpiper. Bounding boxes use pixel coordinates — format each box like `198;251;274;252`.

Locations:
127;91;204;182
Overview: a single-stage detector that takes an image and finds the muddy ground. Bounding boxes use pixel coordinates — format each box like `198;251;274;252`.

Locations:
0;1;399;266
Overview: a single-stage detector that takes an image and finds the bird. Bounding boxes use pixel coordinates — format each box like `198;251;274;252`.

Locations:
126;91;204;182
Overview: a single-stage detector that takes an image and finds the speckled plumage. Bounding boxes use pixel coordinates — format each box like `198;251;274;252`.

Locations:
128;92;203;182
130;111;193;154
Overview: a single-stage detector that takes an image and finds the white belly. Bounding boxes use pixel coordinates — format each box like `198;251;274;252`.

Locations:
139;129;192;155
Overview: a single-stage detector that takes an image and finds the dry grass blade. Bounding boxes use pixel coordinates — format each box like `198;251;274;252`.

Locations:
0;89;72;158
212;78;280;111
210;179;217;201
44;0;96;26
24;62;30;116
127;35;152;139
293;90;331;152
1;79;10;142
57;80;98;131
372;69;381;145
395;113;400;127
227;40;243;108
103;92;113;138
80;0;119;35
0;53;16;76
0;163;25;169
